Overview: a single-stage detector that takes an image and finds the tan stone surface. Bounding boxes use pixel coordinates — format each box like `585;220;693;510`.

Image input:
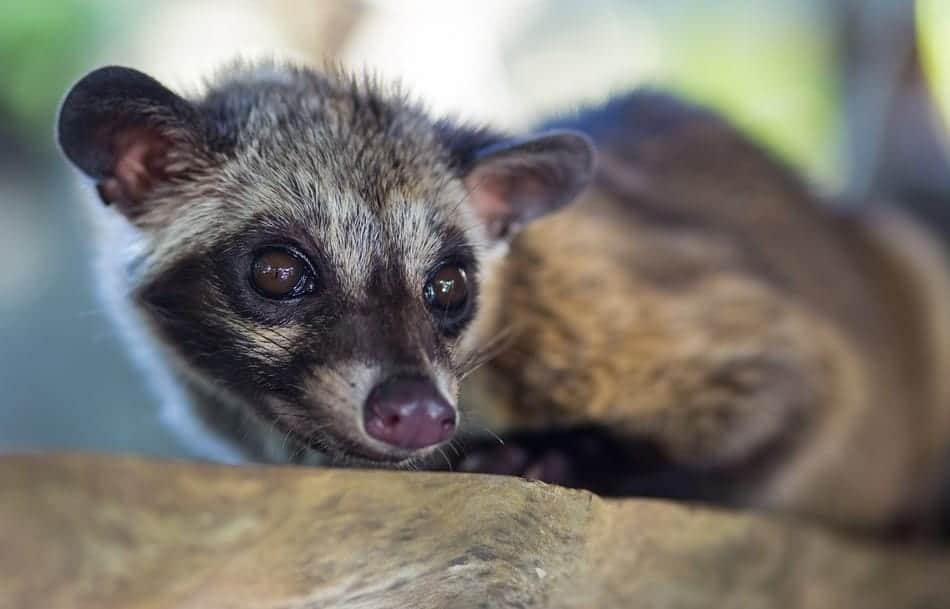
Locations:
1;454;947;609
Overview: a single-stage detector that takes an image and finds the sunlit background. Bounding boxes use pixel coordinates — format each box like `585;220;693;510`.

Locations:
2;0;950;458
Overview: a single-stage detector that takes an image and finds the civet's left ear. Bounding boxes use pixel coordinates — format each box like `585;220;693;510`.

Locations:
463;130;596;240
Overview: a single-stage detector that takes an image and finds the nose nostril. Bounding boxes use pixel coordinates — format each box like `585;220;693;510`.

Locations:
363;376;458;451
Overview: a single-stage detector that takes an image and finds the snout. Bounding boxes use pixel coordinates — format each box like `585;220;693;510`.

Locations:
363;376;457;450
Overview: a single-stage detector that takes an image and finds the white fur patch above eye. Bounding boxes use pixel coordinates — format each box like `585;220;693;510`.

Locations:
385;201;445;290
323;200;383;300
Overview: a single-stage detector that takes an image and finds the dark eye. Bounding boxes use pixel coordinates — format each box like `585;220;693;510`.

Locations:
424;263;469;313
251;247;314;299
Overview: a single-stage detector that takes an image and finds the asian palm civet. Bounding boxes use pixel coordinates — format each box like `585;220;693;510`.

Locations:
57;63;950;533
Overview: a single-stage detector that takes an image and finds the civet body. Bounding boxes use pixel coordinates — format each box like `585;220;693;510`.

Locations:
58;64;950;533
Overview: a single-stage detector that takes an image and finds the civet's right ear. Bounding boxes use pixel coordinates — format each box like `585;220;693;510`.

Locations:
460;130;596;241
57;66;205;219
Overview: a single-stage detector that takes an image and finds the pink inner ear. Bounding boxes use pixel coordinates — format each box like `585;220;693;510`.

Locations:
464;167;549;239
465;169;513;237
99;127;171;207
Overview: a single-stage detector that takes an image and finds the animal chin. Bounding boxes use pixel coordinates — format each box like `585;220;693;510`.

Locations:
292;426;425;466
341;441;427;466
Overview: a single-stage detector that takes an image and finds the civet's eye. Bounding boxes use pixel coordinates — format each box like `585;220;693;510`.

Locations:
250;247;315;299
424;263;470;315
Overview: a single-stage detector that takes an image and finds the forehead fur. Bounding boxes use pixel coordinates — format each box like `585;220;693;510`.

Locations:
141;62;490;295
201;63;455;201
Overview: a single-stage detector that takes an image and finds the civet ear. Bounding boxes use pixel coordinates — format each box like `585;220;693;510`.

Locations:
57;66;204;218
462;130;595;240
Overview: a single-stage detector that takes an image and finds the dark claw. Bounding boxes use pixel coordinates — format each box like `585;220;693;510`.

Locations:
522;451;572;485
458;445;528;476
459;444;574;486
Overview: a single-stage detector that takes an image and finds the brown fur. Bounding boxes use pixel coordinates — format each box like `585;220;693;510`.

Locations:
465;113;950;531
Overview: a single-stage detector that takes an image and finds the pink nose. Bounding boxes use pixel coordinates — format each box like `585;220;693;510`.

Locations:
363;377;457;450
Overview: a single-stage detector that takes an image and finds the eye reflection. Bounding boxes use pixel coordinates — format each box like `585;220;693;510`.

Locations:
251;248;312;299
424;264;469;311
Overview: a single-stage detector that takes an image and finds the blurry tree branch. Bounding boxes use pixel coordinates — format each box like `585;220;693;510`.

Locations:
836;0;950;231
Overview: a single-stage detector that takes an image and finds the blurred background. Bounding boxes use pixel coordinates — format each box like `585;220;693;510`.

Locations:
1;0;950;458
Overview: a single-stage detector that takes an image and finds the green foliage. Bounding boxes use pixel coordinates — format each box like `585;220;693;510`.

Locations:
0;1;109;149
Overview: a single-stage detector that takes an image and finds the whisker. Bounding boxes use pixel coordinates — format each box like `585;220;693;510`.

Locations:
467;422;505;446
436;447;453;471
457;323;520;380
